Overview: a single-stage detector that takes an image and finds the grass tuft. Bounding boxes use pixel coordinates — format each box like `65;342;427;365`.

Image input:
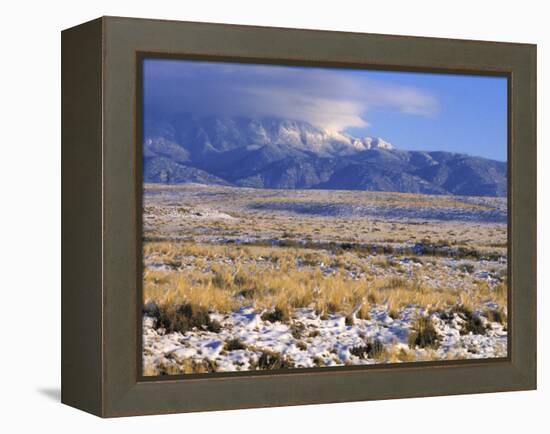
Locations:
261;307;289;323
257;350;294;370
349;339;385;359
153;302;220;334
224;338;246;351
408;317;438;349
483;307;506;325
451;305;487;335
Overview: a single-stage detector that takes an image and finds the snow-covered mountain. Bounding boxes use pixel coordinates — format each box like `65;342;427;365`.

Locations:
143;115;507;197
145;115;393;159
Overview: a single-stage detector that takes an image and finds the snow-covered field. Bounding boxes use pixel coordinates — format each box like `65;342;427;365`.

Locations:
143;304;507;374
142;184;508;375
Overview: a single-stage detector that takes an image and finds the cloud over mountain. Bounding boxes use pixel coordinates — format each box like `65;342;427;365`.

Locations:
144;59;439;132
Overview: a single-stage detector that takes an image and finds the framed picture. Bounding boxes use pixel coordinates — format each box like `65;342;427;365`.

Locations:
61;16;536;417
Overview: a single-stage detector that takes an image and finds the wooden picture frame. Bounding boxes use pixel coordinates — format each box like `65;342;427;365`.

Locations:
61;16;536;417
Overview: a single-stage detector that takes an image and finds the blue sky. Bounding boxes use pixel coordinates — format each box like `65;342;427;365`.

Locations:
144;58;508;161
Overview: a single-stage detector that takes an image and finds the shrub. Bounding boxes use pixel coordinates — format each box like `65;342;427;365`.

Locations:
155;361;182;376
408;317;438;348
224;338;246;351
233;270;254;287
155;302;219;333
459;263;475;274
367;340;385;358
296;341;308;351
367;292;379;304
350;340;384;359
386;277;407;289
211;270;233;289
290;322;305;339
313;356;325;366
484;308;506;324
349;345;368;358
261;306;289;323
462;315;486;335
326;302;338;314
301;252;319;266
235;288;256;299
143;301;160;319
388;308;400;320
356;305;371;320
153;357;219;375
451;305;487;335
451;304;473;319
208;319;222;333
257;350;294;370
331;258;347;269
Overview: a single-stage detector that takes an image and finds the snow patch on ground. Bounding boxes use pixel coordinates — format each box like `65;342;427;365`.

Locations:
143;305;507;374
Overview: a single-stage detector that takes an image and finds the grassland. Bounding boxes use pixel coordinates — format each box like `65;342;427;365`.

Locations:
142;184;508;375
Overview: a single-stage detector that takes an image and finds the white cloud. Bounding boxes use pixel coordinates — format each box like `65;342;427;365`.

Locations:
144;59;439;132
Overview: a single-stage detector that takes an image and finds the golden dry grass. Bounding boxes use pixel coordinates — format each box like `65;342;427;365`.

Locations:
143;240;507;318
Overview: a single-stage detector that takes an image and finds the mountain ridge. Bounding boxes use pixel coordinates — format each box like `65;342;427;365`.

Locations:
143;115;507;197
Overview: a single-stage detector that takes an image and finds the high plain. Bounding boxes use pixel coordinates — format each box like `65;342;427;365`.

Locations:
142;183;507;375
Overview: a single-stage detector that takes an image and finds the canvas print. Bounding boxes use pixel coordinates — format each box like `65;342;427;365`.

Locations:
141;58;508;376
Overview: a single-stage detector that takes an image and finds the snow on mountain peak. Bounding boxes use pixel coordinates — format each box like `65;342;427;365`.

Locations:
146;115;396;157
362;137;394;150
